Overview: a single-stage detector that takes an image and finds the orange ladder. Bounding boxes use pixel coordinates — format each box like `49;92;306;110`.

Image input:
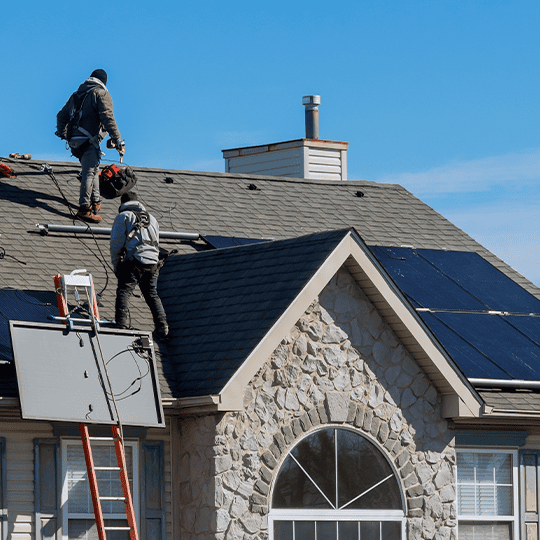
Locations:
52;272;139;540
80;424;139;540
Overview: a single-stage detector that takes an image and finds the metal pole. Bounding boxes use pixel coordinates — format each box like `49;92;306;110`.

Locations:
36;223;200;240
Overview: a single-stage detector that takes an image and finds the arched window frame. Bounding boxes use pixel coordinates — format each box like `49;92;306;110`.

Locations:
268;426;407;540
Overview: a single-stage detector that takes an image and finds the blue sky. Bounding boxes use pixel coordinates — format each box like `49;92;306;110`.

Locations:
2;1;539;284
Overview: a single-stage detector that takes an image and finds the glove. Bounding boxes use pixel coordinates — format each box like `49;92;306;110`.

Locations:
115;139;126;156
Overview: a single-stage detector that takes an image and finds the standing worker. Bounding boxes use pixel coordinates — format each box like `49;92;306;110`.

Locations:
56;69;125;223
110;192;169;340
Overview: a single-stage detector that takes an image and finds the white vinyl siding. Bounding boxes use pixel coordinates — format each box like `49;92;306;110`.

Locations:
0;421;53;540
456;449;519;540
224;140;348;180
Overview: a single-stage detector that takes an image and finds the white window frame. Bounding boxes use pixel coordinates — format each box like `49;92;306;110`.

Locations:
456;448;519;540
268;426;406;540
61;438;139;540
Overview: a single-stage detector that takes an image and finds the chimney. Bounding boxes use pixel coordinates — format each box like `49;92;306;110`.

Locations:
302;95;321;139
222;95;348;180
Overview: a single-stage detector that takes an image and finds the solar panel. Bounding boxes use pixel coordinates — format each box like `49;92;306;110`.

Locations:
202;236;268;249
10;321;165;427
371;247;540;313
371;247;540;381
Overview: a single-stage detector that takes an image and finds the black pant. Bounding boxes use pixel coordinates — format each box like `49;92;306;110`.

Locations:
115;259;167;330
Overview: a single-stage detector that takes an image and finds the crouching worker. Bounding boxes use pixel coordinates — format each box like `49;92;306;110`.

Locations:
110;192;169;339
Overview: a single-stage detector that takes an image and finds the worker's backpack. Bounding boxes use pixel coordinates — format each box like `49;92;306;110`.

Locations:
65;89;92;142
99;165;137;199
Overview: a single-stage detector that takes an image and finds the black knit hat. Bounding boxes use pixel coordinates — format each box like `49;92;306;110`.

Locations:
90;69;107;85
120;192;138;205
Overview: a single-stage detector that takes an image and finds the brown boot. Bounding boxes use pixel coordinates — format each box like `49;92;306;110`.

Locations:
76;207;102;223
92;201;102;213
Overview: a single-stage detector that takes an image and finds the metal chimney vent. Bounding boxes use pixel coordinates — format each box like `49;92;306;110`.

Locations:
302;95;321;139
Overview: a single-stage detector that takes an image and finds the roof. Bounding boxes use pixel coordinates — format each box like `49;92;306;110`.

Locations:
158;229;350;397
1;156;540;416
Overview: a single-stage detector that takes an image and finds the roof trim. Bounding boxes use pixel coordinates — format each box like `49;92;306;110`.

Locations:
219;230;484;418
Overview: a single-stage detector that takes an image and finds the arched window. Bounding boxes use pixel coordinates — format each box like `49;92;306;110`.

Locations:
270;427;405;540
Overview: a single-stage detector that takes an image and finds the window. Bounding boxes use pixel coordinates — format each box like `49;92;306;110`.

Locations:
61;440;138;540
456;449;519;540
270;427;405;540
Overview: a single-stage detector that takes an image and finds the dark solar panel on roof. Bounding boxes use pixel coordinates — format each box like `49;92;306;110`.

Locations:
202;236;269;249
371;246;540;314
372;247;540;381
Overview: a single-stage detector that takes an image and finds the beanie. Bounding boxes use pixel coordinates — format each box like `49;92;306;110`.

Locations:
90;69;107;85
120;192;138;205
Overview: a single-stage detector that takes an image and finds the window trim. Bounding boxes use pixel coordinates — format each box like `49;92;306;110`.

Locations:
456;447;519;540
268;426;406;540
0;438;6;540
60;438;139;539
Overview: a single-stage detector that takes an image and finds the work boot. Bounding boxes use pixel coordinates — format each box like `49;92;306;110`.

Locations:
92;201;102;214
76;207;102;223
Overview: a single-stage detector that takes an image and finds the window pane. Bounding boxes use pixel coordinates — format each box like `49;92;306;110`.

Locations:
68;519;129;540
337;430;401;510
459;521;511;540
338;521;358;540
317;521;337;540
272;456;332;509
457;453;475;482
360;521;379;540
292;429;336;506
496;486;513;515
67;444;133;515
274;521;293;540
494;454;512;484
295;521;315;540
478;484;495;515
458;484;476;515
381;521;401;540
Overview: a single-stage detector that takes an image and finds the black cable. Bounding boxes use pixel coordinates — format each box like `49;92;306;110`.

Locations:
0;247;27;265
103;345;151;400
43;164;113;299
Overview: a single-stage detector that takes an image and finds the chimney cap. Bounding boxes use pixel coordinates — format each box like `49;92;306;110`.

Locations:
302;95;321;106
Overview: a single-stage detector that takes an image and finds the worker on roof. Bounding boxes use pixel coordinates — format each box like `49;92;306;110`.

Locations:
56;69;125;223
110;192;169;340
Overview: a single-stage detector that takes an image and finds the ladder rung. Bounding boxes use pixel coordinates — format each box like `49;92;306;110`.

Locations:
104;526;132;531
88;436;115;441
99;496;126;501
94;466;122;471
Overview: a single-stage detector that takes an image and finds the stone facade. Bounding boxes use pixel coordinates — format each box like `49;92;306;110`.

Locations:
177;267;456;540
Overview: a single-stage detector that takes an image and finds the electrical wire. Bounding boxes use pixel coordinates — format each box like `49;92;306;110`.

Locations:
103;345;151;401
0;247;27;265
42;164;113;299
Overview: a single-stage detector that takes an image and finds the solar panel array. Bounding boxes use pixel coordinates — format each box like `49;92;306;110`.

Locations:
371;247;540;381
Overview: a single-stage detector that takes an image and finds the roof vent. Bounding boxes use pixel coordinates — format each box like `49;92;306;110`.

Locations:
302;95;321;140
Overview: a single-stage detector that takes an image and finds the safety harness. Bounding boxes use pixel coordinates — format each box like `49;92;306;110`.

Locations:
126;209;159;248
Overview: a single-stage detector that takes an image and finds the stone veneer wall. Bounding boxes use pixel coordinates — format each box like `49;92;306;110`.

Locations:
177;267;457;540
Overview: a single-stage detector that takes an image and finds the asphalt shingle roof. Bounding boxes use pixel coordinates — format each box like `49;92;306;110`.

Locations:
1;156;539;404
158;229;349;396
